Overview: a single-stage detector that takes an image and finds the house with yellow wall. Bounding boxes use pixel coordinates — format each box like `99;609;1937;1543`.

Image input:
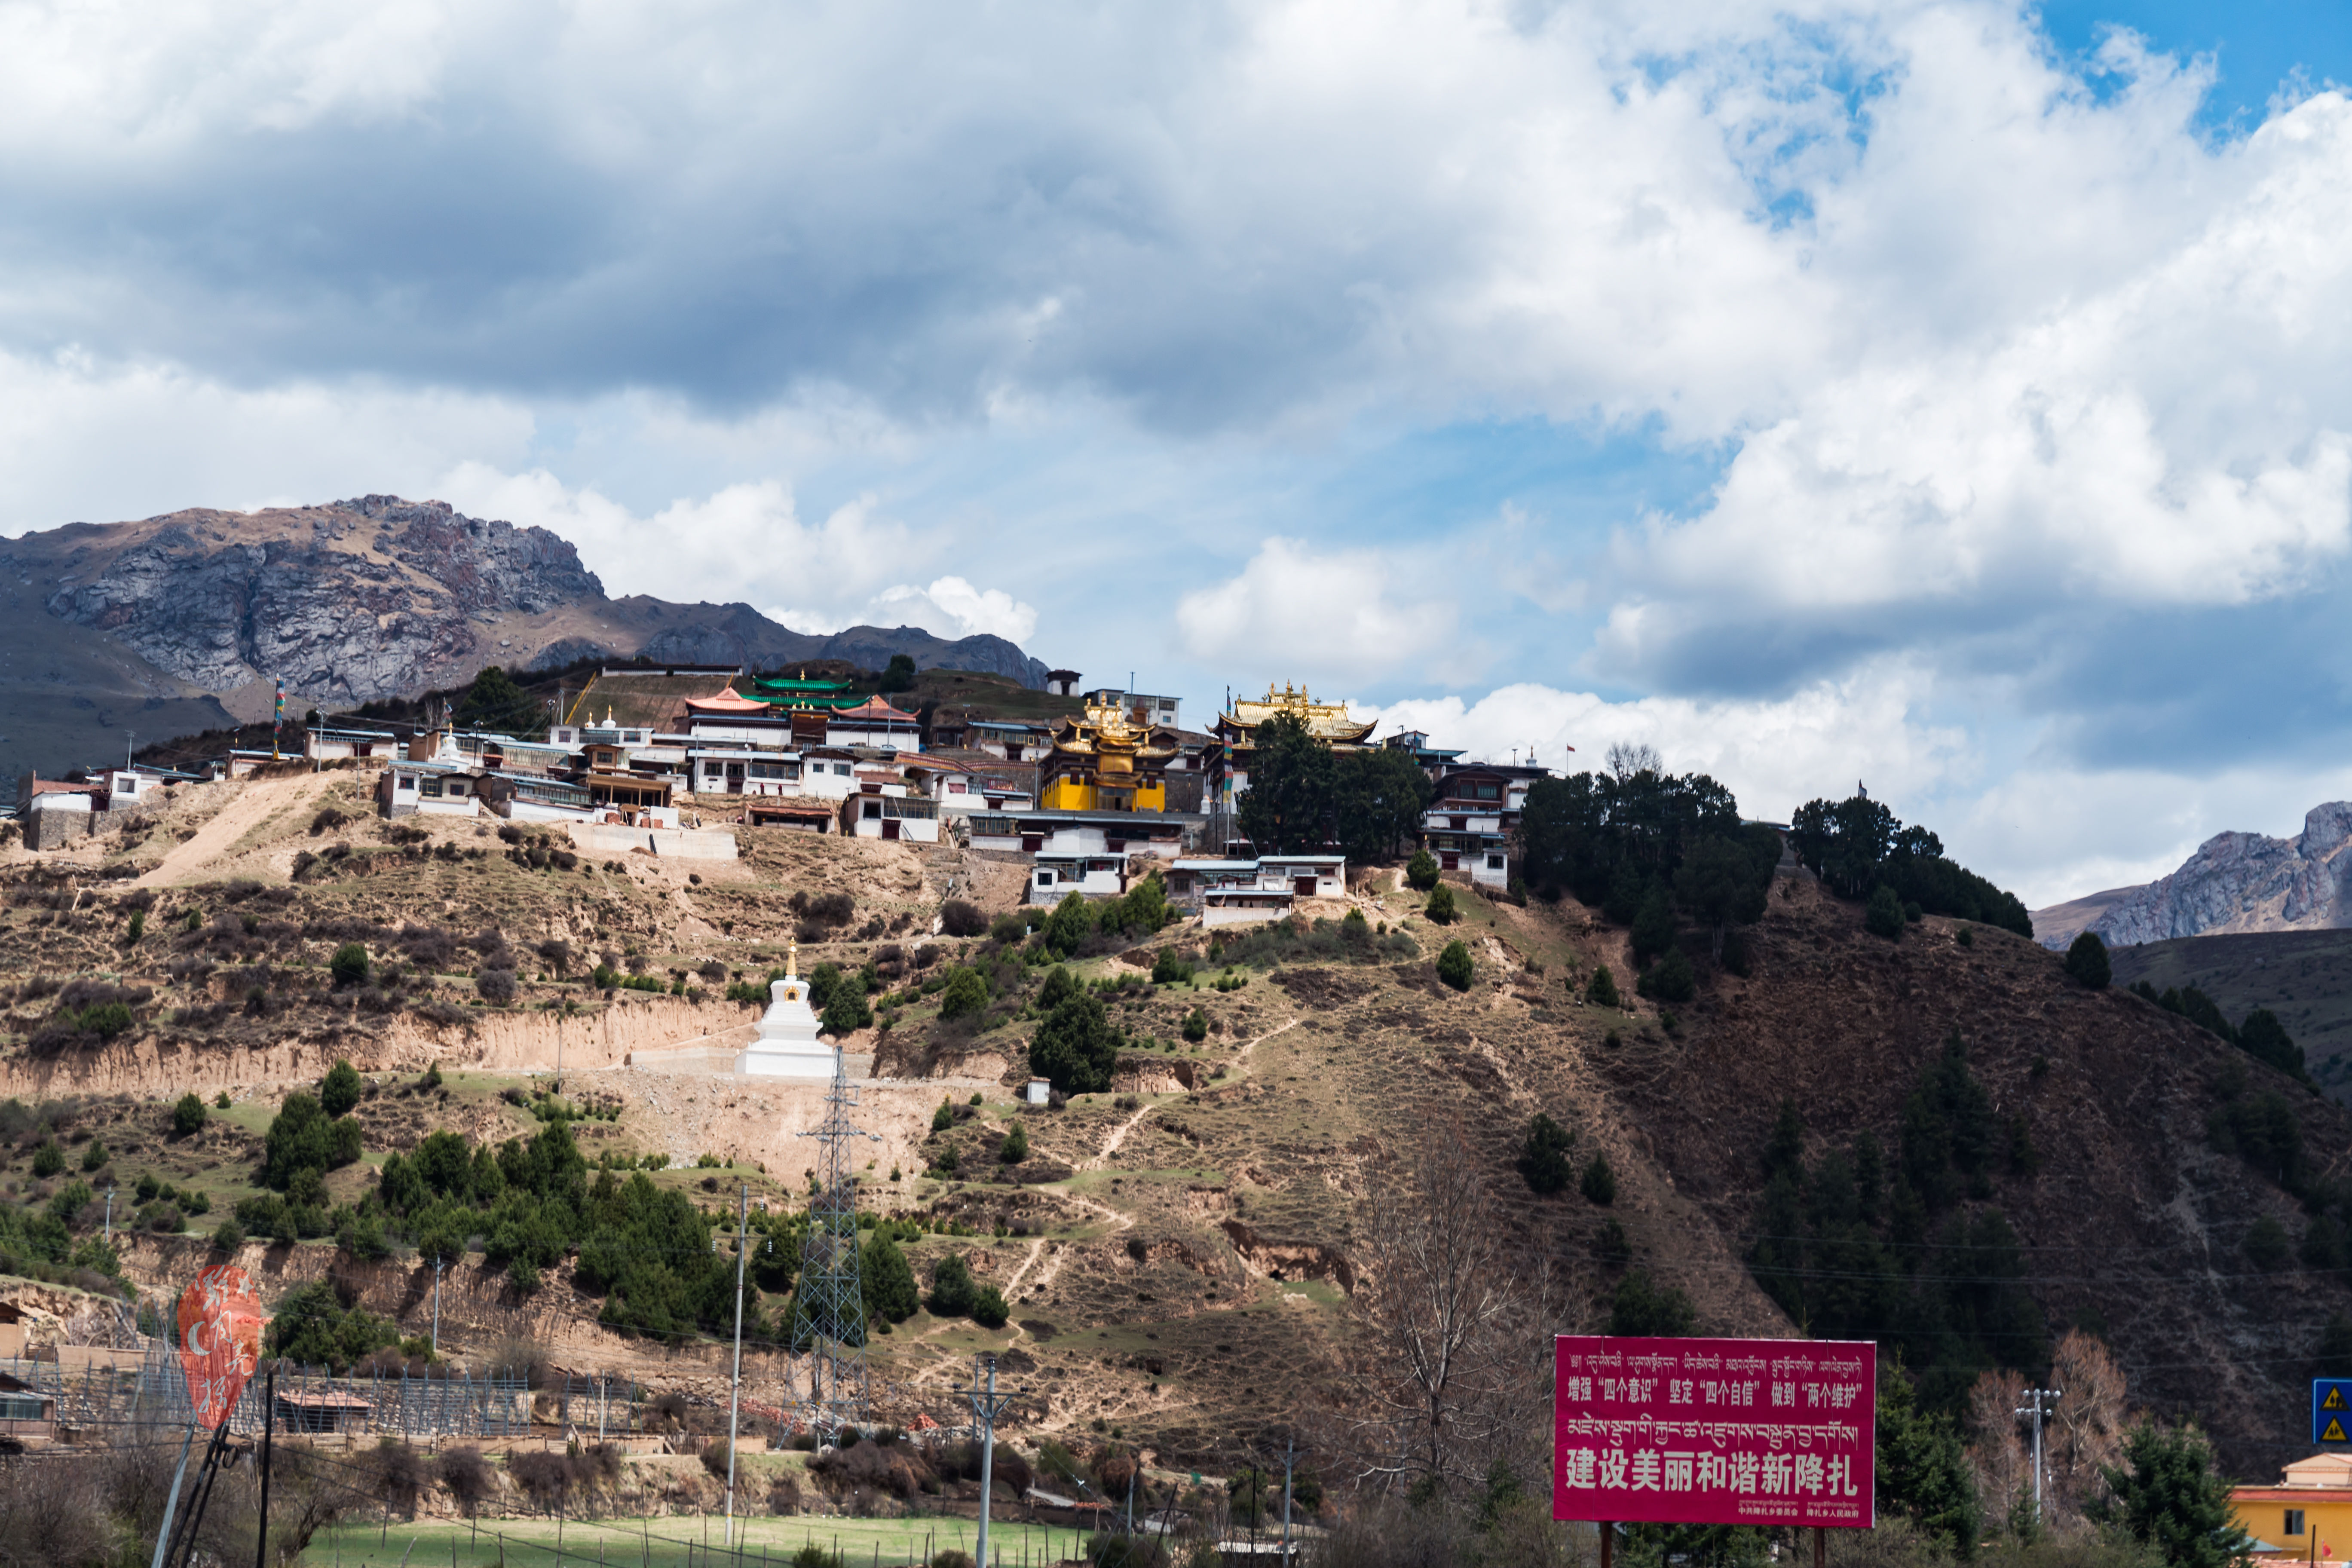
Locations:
1037;699;1180;813
2233;1452;2352;1559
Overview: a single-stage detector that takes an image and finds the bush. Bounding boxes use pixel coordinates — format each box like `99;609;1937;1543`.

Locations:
1608;1270;1695;1335
988;912;1028;944
126;910;145;944
1405;850;1439;891
931;1099;954;1133
929;1254;980;1317
971;1285;1009;1329
1864;884;1905;939
1585;965;1620;1008
172;1093;208;1136
2247;1214;2292;1272
1182;1008;1208;1042
1436;940;1474;991
1151;947;1193;985
82;1138;107;1171
999;1122;1029;1163
1424;885;1459;925
214;1090;231;1108
33;1140;63;1177
2066;930;2112;989
1582;1152;1617;1205
211;1219;244;1253
1516;1113;1576;1195
477;968;519;1004
940;900;989;938
937;966;989;1022
1029;992;1121;1094
320;1060;363;1118
329;943;371;990
1638;947;1695;1004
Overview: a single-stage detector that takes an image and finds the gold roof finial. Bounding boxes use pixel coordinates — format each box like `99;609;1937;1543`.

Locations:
786;936;798;980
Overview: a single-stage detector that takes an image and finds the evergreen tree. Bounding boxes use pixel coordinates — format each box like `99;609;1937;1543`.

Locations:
1582;1152;1617;1205
1237;714;1338;853
453;665;539;735
937;966;989;1021
1029;992;1121;1094
878;654;918;694
2238;1009;2306;1078
1437;939;1474;991
1875;1368;1979;1556
1607;1271;1694;1335
1631;890;1677;966
1584;965;1620;1008
2064;931;2112;989
1865;884;1905;939
320;1058;363;1116
1405;849;1440;891
1516;1113;1576;1195
2098;1424;2247;1568
861;1233;919;1323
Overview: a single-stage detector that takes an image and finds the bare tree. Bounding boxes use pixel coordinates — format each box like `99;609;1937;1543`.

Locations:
2047;1329;2130;1526
1964;1368;2030;1523
1605;741;1662;781
1332;1123;1570;1499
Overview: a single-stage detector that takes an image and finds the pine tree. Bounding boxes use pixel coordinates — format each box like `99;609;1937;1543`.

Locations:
2064;931;2111;989
2098;1424;2246;1568
1516;1114;1576;1195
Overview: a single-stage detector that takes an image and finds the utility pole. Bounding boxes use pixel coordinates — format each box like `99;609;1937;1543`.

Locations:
1279;1437;1297;1566
104;1187;114;1242
971;1354;1019;1568
430;1255;443;1355
254;1365;276;1568
724;1184;750;1547
2016;1386;2064;1523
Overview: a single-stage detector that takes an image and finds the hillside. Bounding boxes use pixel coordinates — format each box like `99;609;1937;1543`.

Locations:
3;784;2347;1483
2112;929;2352;1101
0;495;1052;787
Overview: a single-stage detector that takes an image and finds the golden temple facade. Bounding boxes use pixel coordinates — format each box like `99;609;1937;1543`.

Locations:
1038;699;1181;812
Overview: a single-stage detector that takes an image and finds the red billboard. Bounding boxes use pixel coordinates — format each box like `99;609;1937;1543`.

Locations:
1553;1336;1875;1528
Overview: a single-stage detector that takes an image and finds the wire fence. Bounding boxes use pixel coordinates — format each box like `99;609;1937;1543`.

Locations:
3;1344;533;1440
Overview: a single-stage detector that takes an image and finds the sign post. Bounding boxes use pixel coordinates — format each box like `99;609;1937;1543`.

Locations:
1556;1336;1877;1550
2313;1380;2352;1446
151;1266;268;1568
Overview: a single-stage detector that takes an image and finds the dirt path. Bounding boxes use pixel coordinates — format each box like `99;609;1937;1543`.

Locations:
1081;1016;1300;1172
136;772;338;888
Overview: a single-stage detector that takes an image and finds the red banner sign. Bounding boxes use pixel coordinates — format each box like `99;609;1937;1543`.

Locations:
1553;1336;1875;1528
175;1264;266;1428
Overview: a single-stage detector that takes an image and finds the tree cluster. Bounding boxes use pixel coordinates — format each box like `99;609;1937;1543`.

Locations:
2132;980;2306;1079
1236;714;1433;859
1789;793;2032;936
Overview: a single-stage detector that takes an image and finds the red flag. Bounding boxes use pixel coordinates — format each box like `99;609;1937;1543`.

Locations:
175;1264;266;1427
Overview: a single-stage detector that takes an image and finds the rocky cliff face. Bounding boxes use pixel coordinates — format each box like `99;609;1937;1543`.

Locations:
37;496;603;704
2080;803;2352;946
12;495;1050;720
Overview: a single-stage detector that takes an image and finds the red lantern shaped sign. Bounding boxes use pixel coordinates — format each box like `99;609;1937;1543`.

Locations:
175;1264;265;1427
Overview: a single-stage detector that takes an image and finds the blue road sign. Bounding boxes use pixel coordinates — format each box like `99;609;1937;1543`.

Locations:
2314;1380;2352;1444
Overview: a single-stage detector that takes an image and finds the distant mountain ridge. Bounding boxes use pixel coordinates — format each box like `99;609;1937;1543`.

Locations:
2034;802;2352;949
0;494;1049;783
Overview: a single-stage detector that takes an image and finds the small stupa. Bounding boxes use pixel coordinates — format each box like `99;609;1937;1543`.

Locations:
735;939;837;1078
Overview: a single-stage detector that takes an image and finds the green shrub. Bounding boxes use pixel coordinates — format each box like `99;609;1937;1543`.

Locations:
31;1141;62;1177
999;1122;1029;1164
82;1138;107;1171
937;966;989;1022
1630;891;1676;965
172;1094;208;1136
1151;948;1193;985
320;1059;363;1117
1182;1008;1208;1043
1584;965;1620;1008
211;1220;244;1253
989;913;1028;943
1638;947;1695;1004
2065;931;2111;989
214;1090;231;1109
931;1099;954;1133
1425;885;1459;925
1608;1269;1694;1335
329;943;371;990
1864;885;1905;939
1405;850;1440;891
929;1253;980;1316
1516;1113;1576;1195
126;910;145;944
1436;940;1474;991
1029;992;1121;1094
1581;1152;1617;1206
1037;965;1079;1009
971;1285;1009;1329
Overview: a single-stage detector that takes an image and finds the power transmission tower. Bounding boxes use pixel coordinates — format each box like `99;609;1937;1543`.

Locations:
796;1044;879;1437
2016;1385;2064;1523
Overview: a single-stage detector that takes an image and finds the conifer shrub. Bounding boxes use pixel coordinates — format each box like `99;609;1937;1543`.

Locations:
329;943;371;990
1864;885;1905;939
999;1122;1029;1163
2064;930;2111;989
1405;850;1440;891
1581;1152;1617;1205
1516;1113;1575;1194
172;1093;207;1136
1584;965;1620;1008
1629;891;1676;965
320;1060;363;1117
1436;939;1474;991
1182;1008;1208;1042
1637;947;1695;1004
1425;885;1459;925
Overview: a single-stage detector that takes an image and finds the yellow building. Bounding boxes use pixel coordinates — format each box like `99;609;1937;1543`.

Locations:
1208;681;1379;813
1038;699;1179;813
2232;1452;2352;1560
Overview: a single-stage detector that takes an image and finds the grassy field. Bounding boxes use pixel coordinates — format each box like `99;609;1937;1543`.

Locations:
312;1513;1094;1568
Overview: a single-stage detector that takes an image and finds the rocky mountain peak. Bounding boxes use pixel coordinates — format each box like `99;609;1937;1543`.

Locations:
2070;802;2352;946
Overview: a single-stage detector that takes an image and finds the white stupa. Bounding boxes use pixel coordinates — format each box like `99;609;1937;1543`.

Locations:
735;940;837;1078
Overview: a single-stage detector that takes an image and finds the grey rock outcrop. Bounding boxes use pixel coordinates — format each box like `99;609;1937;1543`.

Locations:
43;497;603;705
2082;802;2352;946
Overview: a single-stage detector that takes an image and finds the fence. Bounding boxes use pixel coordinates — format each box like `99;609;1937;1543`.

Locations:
4;1343;532;1440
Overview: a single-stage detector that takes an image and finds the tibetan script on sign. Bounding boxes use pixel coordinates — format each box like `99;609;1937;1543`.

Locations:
1553;1336;1875;1529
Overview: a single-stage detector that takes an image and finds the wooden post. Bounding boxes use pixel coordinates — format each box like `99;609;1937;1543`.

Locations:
1600;1524;1612;1568
1814;1528;1825;1568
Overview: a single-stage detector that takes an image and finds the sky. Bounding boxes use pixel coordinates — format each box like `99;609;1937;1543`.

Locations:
1;0;2350;908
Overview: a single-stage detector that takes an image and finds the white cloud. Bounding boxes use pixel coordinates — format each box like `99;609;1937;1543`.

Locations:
1174;536;1463;685
873;577;1038;644
1361;661;1971;830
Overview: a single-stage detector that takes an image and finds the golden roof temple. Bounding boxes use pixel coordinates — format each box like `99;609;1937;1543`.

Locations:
1214;682;1377;745
1039;698;1182;813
